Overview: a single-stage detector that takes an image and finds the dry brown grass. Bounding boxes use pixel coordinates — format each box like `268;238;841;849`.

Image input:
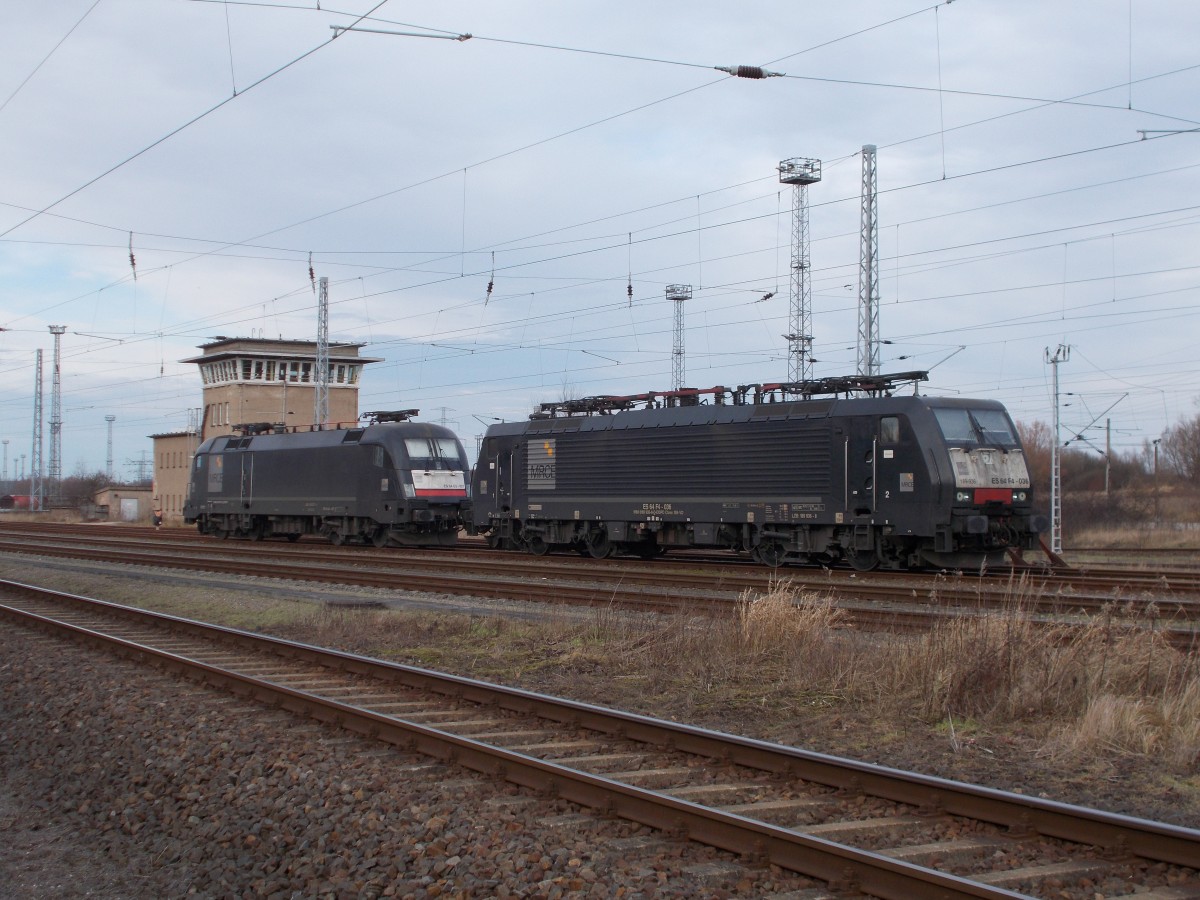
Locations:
1071;523;1200;550
280;579;1200;772
1048;682;1200;769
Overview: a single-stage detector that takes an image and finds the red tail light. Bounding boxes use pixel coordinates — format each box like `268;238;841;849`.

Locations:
974;488;1012;504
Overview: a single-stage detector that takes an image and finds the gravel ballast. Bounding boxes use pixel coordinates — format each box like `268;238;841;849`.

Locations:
0;625;823;898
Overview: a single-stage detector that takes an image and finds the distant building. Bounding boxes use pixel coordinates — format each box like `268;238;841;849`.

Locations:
92;484;154;521
151;430;200;523
151;336;381;524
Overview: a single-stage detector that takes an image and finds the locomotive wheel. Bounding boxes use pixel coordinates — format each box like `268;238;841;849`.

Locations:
846;546;879;572
371;528;390;548
526;535;550;556
753;540;786;568
328;531;345;546
486;532;503;550
586;530;613;559
286;533;301;542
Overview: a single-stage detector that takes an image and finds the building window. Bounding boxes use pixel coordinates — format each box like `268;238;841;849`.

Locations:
348;365;360;385
300;362;312;383
241;359;252;380
253;360;265;379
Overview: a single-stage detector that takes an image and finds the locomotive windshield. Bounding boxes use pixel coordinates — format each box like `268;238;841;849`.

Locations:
933;407;1019;448
404;437;465;470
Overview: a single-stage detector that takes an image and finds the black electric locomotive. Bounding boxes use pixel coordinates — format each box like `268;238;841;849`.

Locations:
471;372;1046;570
183;411;470;547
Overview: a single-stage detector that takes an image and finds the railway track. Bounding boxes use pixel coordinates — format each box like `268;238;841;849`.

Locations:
2;524;1199;652
2;577;1197;900
7;521;1200;597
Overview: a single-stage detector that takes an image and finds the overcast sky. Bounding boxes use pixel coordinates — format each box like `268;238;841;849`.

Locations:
2;0;1198;479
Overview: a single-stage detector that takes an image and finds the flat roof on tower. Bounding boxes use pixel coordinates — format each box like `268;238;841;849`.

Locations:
180;336;382;365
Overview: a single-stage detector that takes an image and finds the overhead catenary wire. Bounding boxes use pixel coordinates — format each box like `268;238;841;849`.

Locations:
4;3;1200;452
0;0;102;117
0;0;395;241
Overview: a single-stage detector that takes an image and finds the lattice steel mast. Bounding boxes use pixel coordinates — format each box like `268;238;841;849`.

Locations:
48;325;66;499
1045;344;1070;555
314;276;330;427
857;145;881;376
778;157;822;384
31;349;43;511
667;284;691;390
105;415;116;481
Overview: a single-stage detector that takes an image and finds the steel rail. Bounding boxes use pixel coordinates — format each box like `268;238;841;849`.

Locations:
0;585;1027;900
3;534;1199;651
5;521;1200;598
2;578;1198;878
3;529;1199;614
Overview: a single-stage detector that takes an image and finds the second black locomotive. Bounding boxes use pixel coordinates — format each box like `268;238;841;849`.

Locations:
471;373;1045;570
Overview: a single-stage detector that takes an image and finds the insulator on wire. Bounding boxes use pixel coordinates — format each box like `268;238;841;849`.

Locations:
308;252;316;293
128;232;137;281
715;65;782;79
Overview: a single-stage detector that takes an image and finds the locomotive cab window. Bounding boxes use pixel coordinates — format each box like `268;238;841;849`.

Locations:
933;408;1019;448
404;438;464;471
880;416;900;444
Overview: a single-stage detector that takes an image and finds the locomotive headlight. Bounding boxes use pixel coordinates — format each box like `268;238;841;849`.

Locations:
1015;491;1027;502
956;491;970;503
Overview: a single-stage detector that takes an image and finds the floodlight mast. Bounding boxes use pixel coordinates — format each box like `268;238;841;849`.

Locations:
666;284;691;390
778;158;821;386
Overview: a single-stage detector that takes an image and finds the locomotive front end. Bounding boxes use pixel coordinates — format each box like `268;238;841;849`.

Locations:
926;404;1046;567
381;426;471;545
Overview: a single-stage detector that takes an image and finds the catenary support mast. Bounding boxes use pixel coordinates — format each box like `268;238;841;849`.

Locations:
105;415;116;481
31;349;43;511
1045;344;1070;554
48;325;66;499
857;145;881;376
314;277;330;427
